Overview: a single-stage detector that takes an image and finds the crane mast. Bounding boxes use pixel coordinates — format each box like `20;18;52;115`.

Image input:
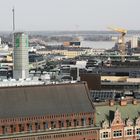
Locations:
108;26;127;62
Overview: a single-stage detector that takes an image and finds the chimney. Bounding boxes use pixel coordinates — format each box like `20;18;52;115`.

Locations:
109;100;114;106
132;99;137;105
120;99;127;106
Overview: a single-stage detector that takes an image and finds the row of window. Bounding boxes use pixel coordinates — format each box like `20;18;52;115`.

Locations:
125;128;140;136
1;118;94;134
0;113;93;123
101;128;140;139
10;131;97;140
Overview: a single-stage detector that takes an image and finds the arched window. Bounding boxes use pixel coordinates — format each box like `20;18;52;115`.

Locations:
66;120;71;127
88;118;94;125
35;122;40;130
19;124;24;132
58;120;64;128
43;122;48;130
2;126;7;134
51;121;56;129
27;123;32;131
74;119;79;127
12;125;16;133
81;118;86;126
10;125;14;133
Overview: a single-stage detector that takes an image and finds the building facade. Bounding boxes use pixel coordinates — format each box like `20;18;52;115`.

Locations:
0;83;99;140
0;82;140;139
96;100;140;140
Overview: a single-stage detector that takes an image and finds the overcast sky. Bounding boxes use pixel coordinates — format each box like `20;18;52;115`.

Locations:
0;0;140;31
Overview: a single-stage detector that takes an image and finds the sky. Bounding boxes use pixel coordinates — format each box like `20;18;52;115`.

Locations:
0;0;140;31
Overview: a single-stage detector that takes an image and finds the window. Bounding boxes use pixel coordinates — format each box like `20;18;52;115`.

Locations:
66;120;71;127
81;118;86;126
43;122;48;129
58;121;64;128
10;125;13;133
51;121;56;129
113;130;122;137
127;129;132;135
13;125;16;133
2;126;8;134
102;132;109;138
74;119;79;127
19;124;24;132
35;123;40;130
10;125;16;133
27;123;32;131
88;118;94;125
136;128;140;135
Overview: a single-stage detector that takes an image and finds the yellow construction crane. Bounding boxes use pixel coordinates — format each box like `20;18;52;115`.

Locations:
108;26;127;62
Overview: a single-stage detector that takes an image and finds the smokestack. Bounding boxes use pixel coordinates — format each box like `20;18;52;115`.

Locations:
13;32;29;79
12;8;29;80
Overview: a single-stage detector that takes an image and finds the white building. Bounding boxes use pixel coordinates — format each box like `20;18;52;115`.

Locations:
131;36;138;48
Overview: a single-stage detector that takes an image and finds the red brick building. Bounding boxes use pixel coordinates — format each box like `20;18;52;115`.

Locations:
96;99;140;140
0;82;99;140
0;82;140;140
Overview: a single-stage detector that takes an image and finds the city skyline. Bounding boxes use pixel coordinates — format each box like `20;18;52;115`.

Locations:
0;0;140;31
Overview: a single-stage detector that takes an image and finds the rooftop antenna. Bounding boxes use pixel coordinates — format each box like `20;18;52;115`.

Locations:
12;7;15;32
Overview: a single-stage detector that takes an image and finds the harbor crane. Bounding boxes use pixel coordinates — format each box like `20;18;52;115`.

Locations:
108;26;127;62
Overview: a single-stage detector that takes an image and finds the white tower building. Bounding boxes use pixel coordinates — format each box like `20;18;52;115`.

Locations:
131;36;138;48
13;32;29;79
